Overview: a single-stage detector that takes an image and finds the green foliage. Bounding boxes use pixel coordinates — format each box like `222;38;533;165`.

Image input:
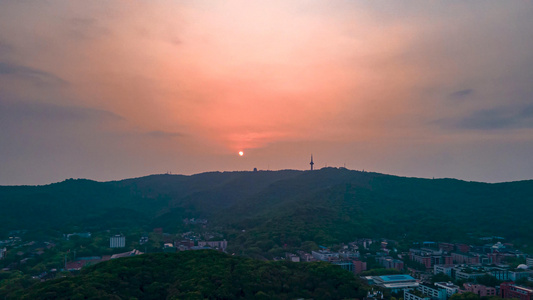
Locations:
8;250;366;300
2;168;533;257
450;292;481;300
431;272;453;284
475;274;501;287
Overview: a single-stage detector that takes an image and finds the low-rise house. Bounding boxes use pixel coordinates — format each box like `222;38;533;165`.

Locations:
312;250;339;261
500;282;533;300
435;282;460;298
462;283;497;297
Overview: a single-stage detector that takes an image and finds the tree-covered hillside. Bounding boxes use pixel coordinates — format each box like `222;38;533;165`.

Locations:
1;168;532;253
3;250;367;300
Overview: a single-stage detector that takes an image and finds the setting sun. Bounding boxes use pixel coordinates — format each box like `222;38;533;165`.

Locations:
238;151;244;156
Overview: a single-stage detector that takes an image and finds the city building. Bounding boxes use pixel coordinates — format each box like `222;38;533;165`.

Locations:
439;243;455;252
509;270;533;281
297;251;315;262
526;257;533;268
435;282;460;298
404;290;431;300
417;283;447;300
451;252;480;265
285;253;300;262
491;268;510;281
312;250;339;261
462;283;497;297
434;265;455;277
110;235;125;248
452;267;487;281
500;282;533;300
377;256;404;270
0;247;6;259
370;274;419;293
410;248;452;269
353;260;367;274
455;244;471;253
197;240;227;251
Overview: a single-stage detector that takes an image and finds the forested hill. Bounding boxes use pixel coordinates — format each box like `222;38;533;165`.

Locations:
1;168;532;249
4;250;367;300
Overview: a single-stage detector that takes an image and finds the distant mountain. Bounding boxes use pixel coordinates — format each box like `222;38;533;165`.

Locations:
1;168;532;252
3;250;367;300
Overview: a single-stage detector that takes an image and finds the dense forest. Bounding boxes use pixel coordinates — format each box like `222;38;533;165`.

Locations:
1;168;533;254
2;250;367;300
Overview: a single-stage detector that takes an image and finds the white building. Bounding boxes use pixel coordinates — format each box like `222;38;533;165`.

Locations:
311;250;339;261
371;274;419;293
197;240;227;251
110;235;125;248
435;282;460;298
526;257;533;268
417;283;447;300
404;290;431;300
434;265;454;276
0;247;6;259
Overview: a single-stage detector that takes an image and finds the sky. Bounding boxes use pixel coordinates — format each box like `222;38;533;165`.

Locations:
1;1;533;185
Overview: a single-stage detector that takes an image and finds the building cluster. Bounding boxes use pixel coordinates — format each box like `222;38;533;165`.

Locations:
0;236;56;272
284;243;368;275
411;242;527;271
65;250;144;272
359;240;533;300
163;239;228;252
364;274;533;300
182;218;208;225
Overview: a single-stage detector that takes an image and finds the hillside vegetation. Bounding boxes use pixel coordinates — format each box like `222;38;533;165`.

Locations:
1;168;532;252
3;250;366;300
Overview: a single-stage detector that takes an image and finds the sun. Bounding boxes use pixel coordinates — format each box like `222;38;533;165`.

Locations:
238;151;244;156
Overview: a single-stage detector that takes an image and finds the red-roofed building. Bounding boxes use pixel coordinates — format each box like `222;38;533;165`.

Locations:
500;282;533;300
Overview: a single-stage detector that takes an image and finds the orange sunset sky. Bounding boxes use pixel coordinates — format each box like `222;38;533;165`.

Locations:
1;1;533;184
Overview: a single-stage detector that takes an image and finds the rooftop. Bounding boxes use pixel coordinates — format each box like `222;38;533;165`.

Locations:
378;274;416;282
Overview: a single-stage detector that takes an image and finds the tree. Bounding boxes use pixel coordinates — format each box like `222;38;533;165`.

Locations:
475;274;500;287
431;272;453;283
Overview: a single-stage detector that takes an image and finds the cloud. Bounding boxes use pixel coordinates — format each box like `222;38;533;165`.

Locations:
67;17;111;41
437;104;533;130
0;98;122;124
0;40;13;56
0;62;67;86
146;131;184;138
449;89;473;99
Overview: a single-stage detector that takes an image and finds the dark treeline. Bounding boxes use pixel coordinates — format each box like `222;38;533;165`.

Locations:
4;250;367;300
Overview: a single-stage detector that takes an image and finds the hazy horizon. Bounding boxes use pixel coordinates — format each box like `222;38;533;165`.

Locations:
2;1;533;185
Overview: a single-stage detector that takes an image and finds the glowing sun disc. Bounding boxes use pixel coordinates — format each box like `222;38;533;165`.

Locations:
238;151;244;156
